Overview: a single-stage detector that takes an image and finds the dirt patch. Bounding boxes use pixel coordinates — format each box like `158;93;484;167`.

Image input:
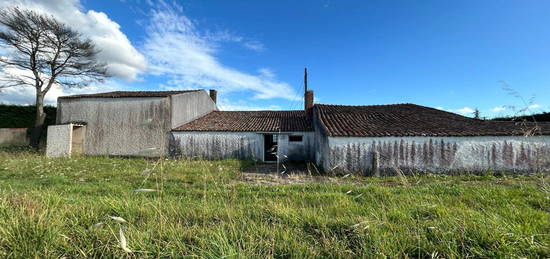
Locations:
239;172;346;185
239;162;350;185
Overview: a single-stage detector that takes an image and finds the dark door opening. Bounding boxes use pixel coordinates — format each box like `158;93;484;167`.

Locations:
264;134;278;162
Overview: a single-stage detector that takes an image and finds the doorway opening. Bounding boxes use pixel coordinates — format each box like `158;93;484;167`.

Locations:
263;134;278;162
71;125;85;155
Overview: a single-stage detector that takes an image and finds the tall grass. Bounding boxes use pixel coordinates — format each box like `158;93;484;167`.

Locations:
0;148;548;258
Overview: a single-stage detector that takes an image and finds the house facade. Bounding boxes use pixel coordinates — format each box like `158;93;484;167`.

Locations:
47;89;550;175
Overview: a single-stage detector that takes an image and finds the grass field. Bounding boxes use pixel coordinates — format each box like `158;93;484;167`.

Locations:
0;147;549;258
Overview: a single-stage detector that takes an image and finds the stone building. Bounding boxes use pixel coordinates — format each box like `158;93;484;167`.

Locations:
47;90;217;157
47;88;550;174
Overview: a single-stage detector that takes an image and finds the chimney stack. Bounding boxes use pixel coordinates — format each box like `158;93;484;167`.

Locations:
305;90;314;111
209;89;217;103
304;68;314;117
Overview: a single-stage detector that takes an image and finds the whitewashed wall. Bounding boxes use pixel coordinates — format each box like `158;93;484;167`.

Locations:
276;132;315;161
57;97;171;156
170;131;315;161
324;136;550;175
46;124;73;157
170;131;263;160
170;91;217;129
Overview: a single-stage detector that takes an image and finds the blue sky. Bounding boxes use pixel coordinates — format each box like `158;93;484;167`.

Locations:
1;0;549;117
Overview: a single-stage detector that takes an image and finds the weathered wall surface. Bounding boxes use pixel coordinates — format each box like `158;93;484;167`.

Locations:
170;131;315;161
312;111;330;169
0;128;29;146
57;97;171;156
277;132;315;161
170;91;217;129
46;124;72;157
170;131;263;160
325;136;550;175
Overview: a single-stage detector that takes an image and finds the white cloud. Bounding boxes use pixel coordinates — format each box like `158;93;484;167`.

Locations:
0;79;129;106
258;68;275;78
455;107;475;115
242;40;265;52
217;98;281;111
435;106;444;110
0;0;147;81
528;104;541;110
491;106;507;113
141;2;297;100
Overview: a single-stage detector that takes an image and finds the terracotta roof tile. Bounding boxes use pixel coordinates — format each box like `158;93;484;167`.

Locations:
173;110;312;132
316;104;550;137
59;90;201;99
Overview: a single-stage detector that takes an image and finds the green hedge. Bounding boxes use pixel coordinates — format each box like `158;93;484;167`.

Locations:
0;105;57;128
493;112;550;122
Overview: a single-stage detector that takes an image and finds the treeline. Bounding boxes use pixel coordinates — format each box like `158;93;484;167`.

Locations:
492;112;550;122
0;105;57;128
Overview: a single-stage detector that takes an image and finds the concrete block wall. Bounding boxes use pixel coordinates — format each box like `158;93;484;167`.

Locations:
46;124;73;157
0;128;29;146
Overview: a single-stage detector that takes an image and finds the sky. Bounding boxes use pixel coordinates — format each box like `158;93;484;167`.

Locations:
0;0;549;117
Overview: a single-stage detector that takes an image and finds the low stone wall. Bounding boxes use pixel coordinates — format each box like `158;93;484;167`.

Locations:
0;128;29;146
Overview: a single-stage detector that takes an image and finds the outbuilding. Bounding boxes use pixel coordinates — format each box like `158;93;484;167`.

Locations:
47;90;217;157
170;110;314;162
48;88;550;175
313;104;550;175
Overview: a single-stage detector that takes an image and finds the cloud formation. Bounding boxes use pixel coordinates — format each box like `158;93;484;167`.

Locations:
216;98;281;111
528;104;541;110
455;107;475;115
142;2;297;100
0;81;128;105
0;0;295;107
0;0;147;81
491;106;507;113
0;0;146;104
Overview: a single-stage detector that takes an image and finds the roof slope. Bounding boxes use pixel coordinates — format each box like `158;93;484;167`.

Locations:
316;104;550;137
59;90;201;99
173;110;312;132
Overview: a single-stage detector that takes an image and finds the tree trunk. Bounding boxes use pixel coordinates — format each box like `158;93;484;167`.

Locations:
30;91;46;148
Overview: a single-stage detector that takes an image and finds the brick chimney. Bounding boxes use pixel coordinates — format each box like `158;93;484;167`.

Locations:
305;90;314;112
304;68;314;117
209;89;217;103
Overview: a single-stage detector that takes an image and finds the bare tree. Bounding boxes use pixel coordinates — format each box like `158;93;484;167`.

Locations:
0;7;108;147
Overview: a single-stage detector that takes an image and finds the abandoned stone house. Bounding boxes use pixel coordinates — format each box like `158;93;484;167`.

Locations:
47;88;550;175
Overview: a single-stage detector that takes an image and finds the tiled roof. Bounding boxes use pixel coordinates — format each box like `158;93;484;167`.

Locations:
173;111;312;132
59;90;201;99
316;104;550;137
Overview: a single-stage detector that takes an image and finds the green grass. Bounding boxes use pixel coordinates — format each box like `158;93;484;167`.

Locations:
0;148;549;258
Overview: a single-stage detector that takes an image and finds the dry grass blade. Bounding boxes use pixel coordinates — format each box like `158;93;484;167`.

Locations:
119;227;132;253
140;169;152;175
351;221;368;228
135;188;157;193
91;222;105;229
110;216;128;224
